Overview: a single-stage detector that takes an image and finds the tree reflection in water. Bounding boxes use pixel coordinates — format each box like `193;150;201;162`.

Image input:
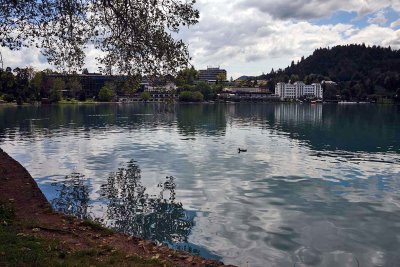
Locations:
51;160;195;250
100;160;194;246
51;173;92;220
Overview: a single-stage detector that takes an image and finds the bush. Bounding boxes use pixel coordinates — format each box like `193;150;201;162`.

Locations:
49;88;62;103
179;91;204;102
98;84;114;102
195;81;213;100
140;91;151;102
16;96;23;105
2;94;15;102
50;78;65;103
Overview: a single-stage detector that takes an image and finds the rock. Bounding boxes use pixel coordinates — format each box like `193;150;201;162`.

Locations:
32;228;40;232
178;254;190;260
185;256;194;262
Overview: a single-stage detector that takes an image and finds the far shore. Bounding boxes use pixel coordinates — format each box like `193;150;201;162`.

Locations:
0;99;396;106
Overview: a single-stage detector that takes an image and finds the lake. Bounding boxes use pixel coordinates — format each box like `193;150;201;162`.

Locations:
1;103;400;267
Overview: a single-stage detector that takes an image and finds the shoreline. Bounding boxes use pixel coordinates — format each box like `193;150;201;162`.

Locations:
0;148;233;267
0;101;395;106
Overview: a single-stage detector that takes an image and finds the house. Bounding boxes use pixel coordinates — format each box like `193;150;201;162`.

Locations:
275;82;323;100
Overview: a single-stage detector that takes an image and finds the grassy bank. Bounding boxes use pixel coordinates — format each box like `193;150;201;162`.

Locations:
58;99;98;104
0;202;168;267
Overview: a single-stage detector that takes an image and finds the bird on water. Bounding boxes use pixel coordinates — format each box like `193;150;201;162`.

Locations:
238;148;247;153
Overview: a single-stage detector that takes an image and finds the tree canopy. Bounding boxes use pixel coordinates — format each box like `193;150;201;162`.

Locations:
258;44;400;100
0;0;199;75
98;82;114;102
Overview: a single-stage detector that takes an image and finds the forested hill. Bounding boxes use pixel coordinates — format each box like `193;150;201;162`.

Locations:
260;44;400;100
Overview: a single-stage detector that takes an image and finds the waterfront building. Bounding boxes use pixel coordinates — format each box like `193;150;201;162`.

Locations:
275;82;323;100
49;73;121;98
144;82;177;93
144;82;177;102
198;67;227;84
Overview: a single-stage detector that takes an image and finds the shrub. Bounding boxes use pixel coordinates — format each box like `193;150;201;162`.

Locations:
140;91;151;102
98;83;114;102
179;91;204;102
2;94;15;102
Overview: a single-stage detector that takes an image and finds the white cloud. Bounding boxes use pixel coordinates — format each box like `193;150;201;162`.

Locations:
1;0;400;78
368;10;388;25
391;19;400;28
345;25;400;47
178;0;400;77
0;46;50;71
239;0;399;20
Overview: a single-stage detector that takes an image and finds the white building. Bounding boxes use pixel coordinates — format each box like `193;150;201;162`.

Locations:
145;82;177;93
275;82;323;100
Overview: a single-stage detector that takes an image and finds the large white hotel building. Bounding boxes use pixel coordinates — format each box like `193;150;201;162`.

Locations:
275;82;323;100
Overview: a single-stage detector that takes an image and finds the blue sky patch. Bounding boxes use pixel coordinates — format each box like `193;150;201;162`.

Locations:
312;7;400;29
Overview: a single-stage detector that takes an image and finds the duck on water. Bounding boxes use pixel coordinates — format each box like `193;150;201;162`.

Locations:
238;148;247;153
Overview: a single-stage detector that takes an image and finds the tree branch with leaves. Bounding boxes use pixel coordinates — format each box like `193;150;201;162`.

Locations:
0;0;199;75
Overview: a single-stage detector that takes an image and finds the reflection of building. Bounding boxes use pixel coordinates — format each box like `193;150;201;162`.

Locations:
274;104;323;124
198;67;227;83
275;82;323;100
219;87;280;101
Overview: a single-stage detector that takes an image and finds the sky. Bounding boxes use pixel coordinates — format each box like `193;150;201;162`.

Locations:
1;0;400;79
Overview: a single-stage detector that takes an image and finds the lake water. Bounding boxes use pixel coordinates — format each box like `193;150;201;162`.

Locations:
1;103;400;267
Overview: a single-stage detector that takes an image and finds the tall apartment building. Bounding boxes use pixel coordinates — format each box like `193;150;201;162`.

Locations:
275;82;323;100
198;67;227;83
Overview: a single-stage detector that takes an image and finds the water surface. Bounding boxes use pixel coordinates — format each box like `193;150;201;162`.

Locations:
1;103;399;267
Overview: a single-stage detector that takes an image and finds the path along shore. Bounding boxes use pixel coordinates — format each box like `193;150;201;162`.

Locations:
0;148;233;267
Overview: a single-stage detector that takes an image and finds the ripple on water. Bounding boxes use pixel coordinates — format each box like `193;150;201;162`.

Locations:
1;103;400;267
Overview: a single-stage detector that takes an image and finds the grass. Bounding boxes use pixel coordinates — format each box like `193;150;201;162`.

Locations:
58;99;98;104
80;220;114;236
0;202;169;267
59;98;80;104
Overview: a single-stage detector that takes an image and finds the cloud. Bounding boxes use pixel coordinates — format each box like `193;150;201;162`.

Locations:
368;10;388;25
178;1;399;77
238;0;399;20
2;0;400;78
391;19;400;28
174;0;400;77
0;46;50;70
346;25;400;47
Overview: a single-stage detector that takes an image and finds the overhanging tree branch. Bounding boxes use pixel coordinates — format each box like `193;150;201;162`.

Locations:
0;0;199;75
